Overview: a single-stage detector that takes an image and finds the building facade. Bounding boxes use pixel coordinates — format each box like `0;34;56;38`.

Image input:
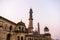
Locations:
0;8;51;40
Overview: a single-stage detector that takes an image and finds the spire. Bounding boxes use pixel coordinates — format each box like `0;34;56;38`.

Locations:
21;19;22;22
29;8;33;13
38;22;40;34
29;8;33;20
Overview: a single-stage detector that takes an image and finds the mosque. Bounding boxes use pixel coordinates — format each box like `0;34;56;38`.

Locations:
0;8;52;40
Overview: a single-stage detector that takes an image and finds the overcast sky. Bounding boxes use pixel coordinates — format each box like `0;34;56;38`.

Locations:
0;0;60;39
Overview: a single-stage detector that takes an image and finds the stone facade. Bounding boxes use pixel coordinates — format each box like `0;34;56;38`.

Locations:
0;8;52;40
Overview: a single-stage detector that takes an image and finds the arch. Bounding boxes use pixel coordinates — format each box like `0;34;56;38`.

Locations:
21;36;23;40
17;36;20;40
19;27;21;29
22;27;24;31
10;25;12;30
6;34;11;40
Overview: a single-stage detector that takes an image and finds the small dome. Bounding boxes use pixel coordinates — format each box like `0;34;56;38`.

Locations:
17;21;25;26
44;26;49;32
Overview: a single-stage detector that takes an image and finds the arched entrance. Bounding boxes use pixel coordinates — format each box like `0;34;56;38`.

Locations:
6;34;11;40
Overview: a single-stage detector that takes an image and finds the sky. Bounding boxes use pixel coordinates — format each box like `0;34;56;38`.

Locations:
0;0;60;39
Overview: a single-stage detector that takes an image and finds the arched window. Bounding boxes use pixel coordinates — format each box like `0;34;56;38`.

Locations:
17;36;20;40
21;36;23;40
0;22;3;27
22;27;24;31
6;34;11;40
10;25;12;30
19;27;20;29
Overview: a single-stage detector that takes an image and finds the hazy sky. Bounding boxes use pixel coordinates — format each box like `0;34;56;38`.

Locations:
0;0;60;39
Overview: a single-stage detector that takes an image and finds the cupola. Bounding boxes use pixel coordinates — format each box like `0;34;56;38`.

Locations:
44;26;49;32
17;21;25;26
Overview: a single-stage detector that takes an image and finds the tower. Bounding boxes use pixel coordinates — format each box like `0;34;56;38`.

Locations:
44;26;51;40
28;8;33;33
37;22;40;34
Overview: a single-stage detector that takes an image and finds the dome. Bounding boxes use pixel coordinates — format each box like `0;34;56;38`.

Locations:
17;21;25;26
44;26;49;32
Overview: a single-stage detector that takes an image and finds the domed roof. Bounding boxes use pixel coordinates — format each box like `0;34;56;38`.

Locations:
44;26;49;31
17;21;25;26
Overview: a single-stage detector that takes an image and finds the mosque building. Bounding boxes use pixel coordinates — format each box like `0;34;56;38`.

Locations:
0;8;52;40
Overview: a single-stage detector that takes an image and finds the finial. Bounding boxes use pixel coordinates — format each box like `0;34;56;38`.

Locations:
20;19;23;22
29;8;33;13
30;7;32;9
38;22;39;24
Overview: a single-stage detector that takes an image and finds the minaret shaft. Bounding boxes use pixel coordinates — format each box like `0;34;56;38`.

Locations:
38;23;40;34
29;20;33;28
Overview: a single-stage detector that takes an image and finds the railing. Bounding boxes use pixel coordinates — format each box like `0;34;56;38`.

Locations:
14;30;26;33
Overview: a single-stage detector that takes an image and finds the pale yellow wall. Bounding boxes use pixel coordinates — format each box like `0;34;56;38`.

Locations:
0;18;16;31
0;18;17;40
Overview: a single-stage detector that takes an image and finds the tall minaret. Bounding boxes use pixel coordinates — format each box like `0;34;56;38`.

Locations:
38;22;40;34
28;8;33;33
